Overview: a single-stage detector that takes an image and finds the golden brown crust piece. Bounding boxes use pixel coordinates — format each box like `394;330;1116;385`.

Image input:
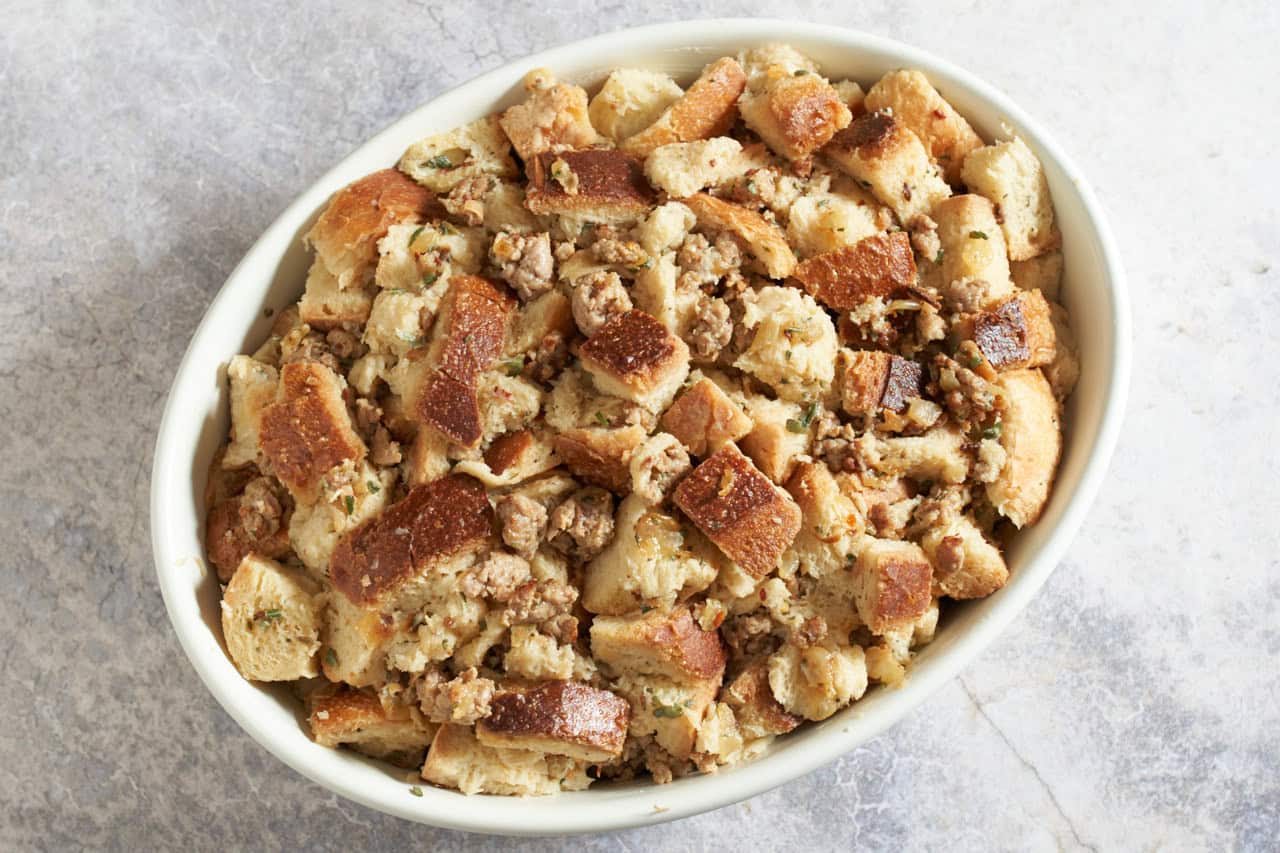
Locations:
792;231;916;310
660;377;753;457
622;57;747;157
308;686;433;766
590;605;727;682
986;368;1061;527
524;149;655;221
577;310;690;409
682;193;797;279
552;425;647;494
863;70;984;185
965;289;1057;371
205;496;292;582
838;350;924;416
741;72;852;160
854;538;933;635
475;680;630;762
484;429;535;475
258;361;366;499
722;661;801;738
330;474;493;609
673;444;801;577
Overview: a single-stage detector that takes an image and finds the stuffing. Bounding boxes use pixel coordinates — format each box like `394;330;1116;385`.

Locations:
822;111;951;225
660;377;752;457
499;69;598;161
932;194;1017;311
623;57;747;157
399;115;519;193
738;66;852;160
961;135;1059;260
732;285;838;403
220;554;323;682
309;687;435;767
863;70;984;184
785;183;887;258
767;642;867;721
985;368;1062;527
644;137;745;198
589;68;685;143
223;356;278;469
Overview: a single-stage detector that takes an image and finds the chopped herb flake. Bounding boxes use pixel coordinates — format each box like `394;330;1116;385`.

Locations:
409;786;424;797
422;271;439;286
325;648;338;666
408;226;425;247
982;421;1003;440
344;495;355;515
653;703;686;719
967;352;984;369
934;248;944;264
424;154;453;169
367;480;381;494
793;69;809;76
504;358;525;377
786;401;819;433
595;411;609;426
968;230;989;240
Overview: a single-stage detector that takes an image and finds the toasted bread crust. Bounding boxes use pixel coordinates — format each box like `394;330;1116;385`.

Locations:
258;362;366;498
863;70;983;184
418;371;483;447
723;662;801;737
499;75;597;162
660;378;753;457
590;606;727;682
968;289;1057;370
793;231;916;309
743;72;852;160
484;429;535;475
673;445;801;577
330;474;493;608
525;149;654;220
623;57;747;156
855;538;933;634
986;368;1061;527
683;193;797;278
839;350;924;415
552;425;647;494
577;310;689;406
476;680;630;761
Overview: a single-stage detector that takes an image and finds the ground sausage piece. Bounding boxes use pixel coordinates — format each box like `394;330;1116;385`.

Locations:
325;328;365;361
631;435;691;505
812;409;860;474
206;477;289;581
790;615;828;649
458;551;532;601
720;612;779;658
280;331;341;374
442;175;495;226
500;579;579;626
490;230;554;301
524;330;571;386
368;425;402;466
932;351;1002;424
546;487;615;562
729;166;783;208
676;232;742;292
238;477;283;541
908;214;941;262
570;271;632;336
417;667;495;725
592;237;651;269
686;296;733;361
495;494;548;559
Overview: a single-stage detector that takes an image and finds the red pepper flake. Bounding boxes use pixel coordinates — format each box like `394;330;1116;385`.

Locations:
932;109;946;120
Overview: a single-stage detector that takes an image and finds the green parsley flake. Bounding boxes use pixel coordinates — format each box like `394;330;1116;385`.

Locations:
653;703;686;719
504;358;525;377
424;154;453;169
982;421;1004;440
968;230;988;240
422;271;439;286
367;480;381;494
785;401;819;434
408;226;425;248
967;352;984;369
325;648;338;666
409;786;424;797
344;495;355;515
935;248;945;264
793;69;809;76
595;411;609;426
255;608;283;627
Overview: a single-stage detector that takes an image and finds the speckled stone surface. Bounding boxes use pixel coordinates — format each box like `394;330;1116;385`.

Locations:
2;1;1278;850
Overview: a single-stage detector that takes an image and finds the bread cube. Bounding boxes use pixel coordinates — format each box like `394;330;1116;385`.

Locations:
852;536;933;634
523;148;655;225
784;460;862;575
475;680;630;762
837;349;924;416
476;370;543;448
961;135;1058;260
502;625;575;680
223;356;278;469
722;661;801;739
858;423;970;485
985;368;1061;527
589;68;685;143
631;251;701;337
683;193;796;278
785;184;886;258
863;70;984;184
644;137;744;198
578;310;690;412
636;201;696;255
613;671;721;759
582;494;719;615
320;590;395;686
308;687;434;767
738;69;852;160
399;115;518;193
932;193;1017;311
660;377;752;457
258;361;366;500
1010;249;1064;301
767;642;867;721
964;289;1057;371
920;512;1009;599
552;424;647;494
793;231;917;310
298;259;374;331
220;554;322;682
737;394;812;484
673;444;801;577
732;285;837;402
623;57;747;157
505;289;575;356
421;724;589;796
590;605;726;683
823;112;951;224
287;461;393;576
499;69;597;162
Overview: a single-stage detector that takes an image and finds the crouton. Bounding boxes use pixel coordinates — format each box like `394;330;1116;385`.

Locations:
852;536;933;634
932;194;1017;311
784;460;862;575
552;424;647;494
673;444;801;577
722;662;801;739
525;149;655;223
502;624;575;680
476;680;630;762
767;642;867;721
660;377;752;457
623;57;747;157
582;494;719;615
1011;249;1064;301
737;44;818;89
308;687;434;767
858;423;970;484
644;137;744;198
590;605;726;683
329;474;493;611
499;69;598;162
320;591;396;686
785;183;887;258
363;288;431;357
863;70;984;184
405;425;451;486
732;285;837;402
738;69;852;160
505;289;575;356
636;201;696;255
986;368;1061;527
630;251;701;337
306;169;441;290
422;724;589;796
921;512;1008;599
399;115;519;193
475;370;543;448
287;462;393;576
258;361;366;499
578;310;690;412
220;554;322;682
823;111;951;224
298;259;374;331
962;289;1057;370
614;672;721;759
737;394;812;484
961;135;1058;260
589;68;685;143
1043;302;1080;401
683;193;796;278
837;349;924;415
793;231;917;310
223;356;278;469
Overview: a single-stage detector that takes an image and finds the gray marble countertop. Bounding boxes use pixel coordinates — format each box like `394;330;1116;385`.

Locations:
2;1;1277;850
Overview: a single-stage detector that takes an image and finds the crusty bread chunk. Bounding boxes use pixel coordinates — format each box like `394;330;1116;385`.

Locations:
962;288;1057;371
299;259;374;331
592;605;726;683
738;68;852;160
660;377;752;457
306;169;441;290
644;137;744;198
961;135;1058;260
785;460;862;574
767;642;867;721
852;536;933;635
499;68;597;161
475;680;630;762
258;361;366;499
287;462;393;577
220;554;322;682
921;511;1009;599
823;111;951;224
506;289;575;356
737;394;812;484
793;231;917;310
623;57;747;157
932;194;1017;312
578;310;690;412
1011;249;1063;302
786;181;887;258
683;193;796;278
722;661;802;739
614;671;720;759
399;115;518;193
837;349;924;416
636;201;696;255
673;444;801;577
589;68;684;143
223;356;279;469
732;285;837;402
524;149;655;224
308;687;434;767
986;368;1061;527
329;474;493;611
552;424;647;494
863;70;984;184
858;423;970;485
422;724;589;796
583;494;719;615
321;590;397;686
